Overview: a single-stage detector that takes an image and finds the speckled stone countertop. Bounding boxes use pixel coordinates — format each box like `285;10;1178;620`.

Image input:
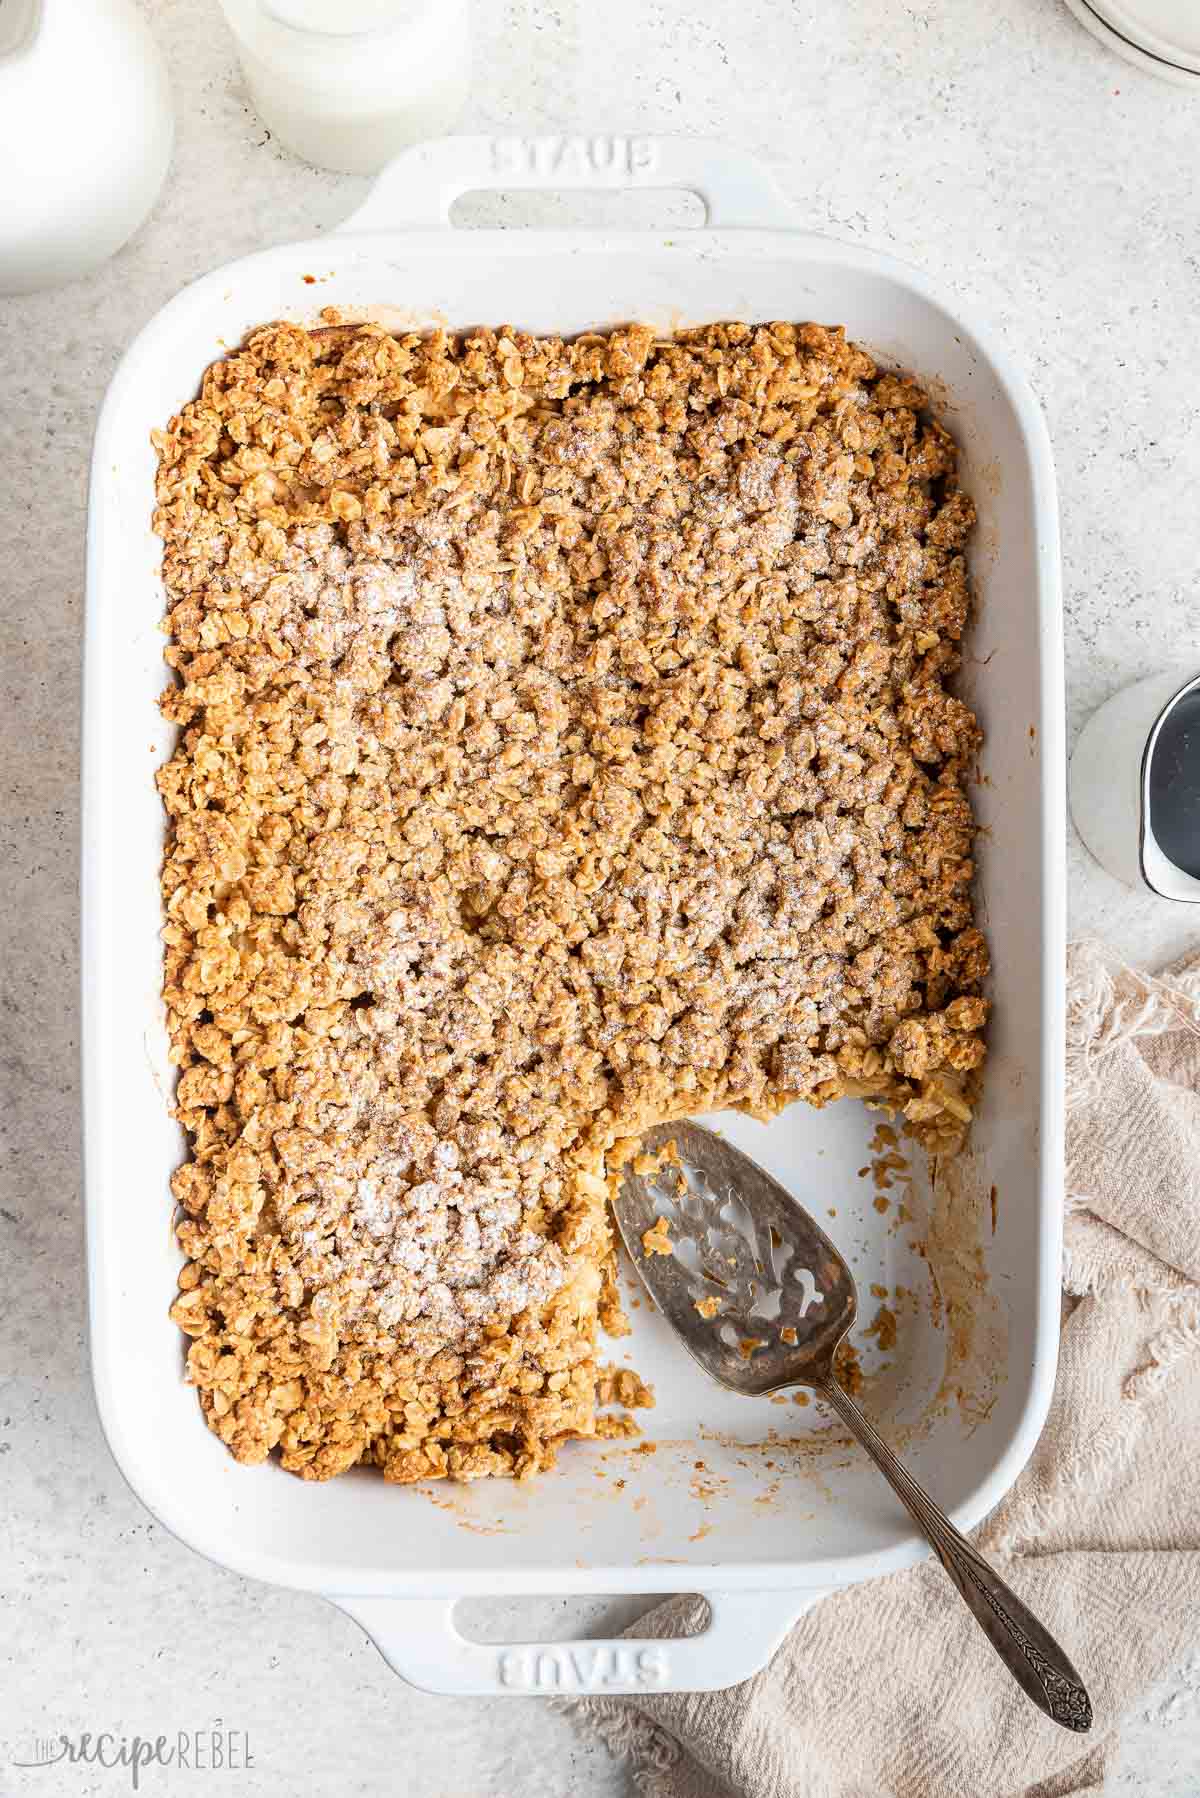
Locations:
2;2;1199;1793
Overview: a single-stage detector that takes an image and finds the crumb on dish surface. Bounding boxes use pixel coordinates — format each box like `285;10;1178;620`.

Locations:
153;317;987;1485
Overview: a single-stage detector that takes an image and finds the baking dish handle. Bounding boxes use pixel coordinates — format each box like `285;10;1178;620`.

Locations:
334;1588;827;1696
336;133;797;234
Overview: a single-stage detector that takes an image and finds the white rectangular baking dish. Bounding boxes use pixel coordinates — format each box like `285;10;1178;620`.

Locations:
83;135;1064;1698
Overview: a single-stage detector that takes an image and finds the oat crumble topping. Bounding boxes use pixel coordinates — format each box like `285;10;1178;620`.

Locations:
153;317;987;1484
641;1217;675;1258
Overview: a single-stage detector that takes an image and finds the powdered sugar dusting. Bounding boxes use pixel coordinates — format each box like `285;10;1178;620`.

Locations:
155;318;987;1484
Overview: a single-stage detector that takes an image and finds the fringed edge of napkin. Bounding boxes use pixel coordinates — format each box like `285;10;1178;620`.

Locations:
1064;939;1200;1114
1063;940;1200;1302
553;1693;686;1798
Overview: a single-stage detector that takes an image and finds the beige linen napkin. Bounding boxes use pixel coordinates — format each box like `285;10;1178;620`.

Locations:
575;941;1200;1797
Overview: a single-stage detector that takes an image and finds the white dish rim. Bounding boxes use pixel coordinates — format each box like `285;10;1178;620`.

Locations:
82;135;1066;1692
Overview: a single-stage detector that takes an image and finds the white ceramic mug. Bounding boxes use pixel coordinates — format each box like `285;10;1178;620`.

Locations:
1070;671;1200;902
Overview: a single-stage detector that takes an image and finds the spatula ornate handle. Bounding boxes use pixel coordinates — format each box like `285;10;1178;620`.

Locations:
816;1377;1092;1733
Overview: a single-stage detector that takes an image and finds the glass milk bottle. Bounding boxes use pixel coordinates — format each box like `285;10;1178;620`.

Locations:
217;0;471;176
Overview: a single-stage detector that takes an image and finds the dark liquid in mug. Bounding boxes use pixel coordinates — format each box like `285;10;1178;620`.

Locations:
1149;690;1200;879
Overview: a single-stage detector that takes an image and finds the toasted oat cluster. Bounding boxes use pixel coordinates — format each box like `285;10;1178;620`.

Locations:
153;317;987;1484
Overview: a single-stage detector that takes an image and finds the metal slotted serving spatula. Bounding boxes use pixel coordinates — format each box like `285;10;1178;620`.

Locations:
613;1119;1092;1733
